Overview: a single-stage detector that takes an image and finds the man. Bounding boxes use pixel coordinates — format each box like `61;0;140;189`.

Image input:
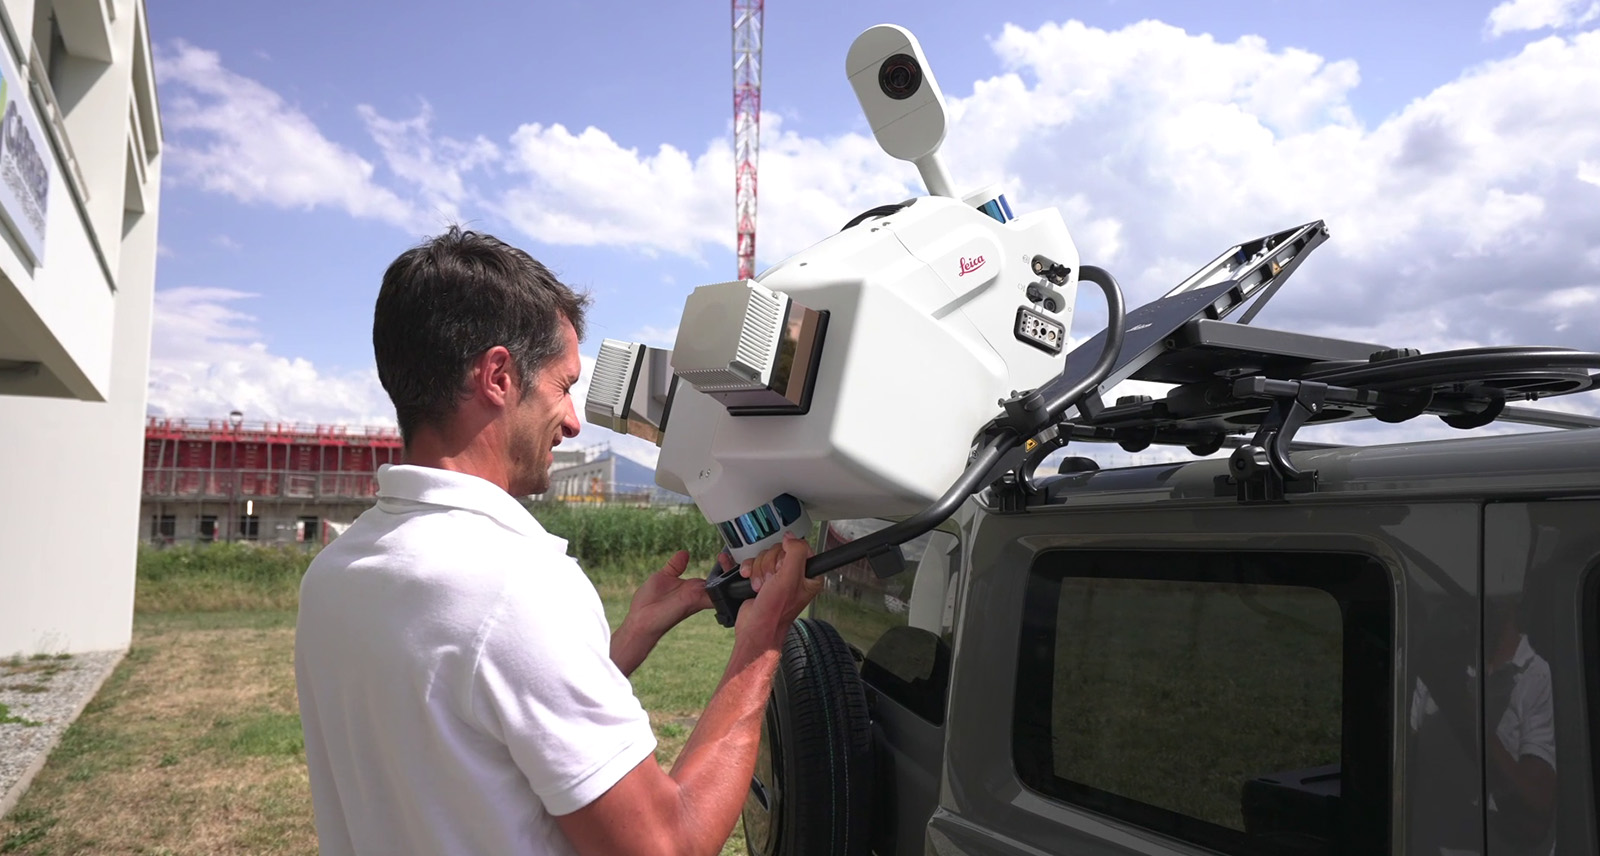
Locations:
1483;599;1557;856
295;226;820;855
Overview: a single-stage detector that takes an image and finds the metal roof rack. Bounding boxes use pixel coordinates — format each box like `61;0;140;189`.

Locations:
1009;221;1600;503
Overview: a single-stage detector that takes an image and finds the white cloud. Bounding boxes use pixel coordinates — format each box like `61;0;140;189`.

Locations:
147;287;660;469
492;123;729;258
947;21;1600;359
486;112;922;265
156;42;422;229
146;287;398;426
351;16;1600;361
628;325;679;348
1487;0;1600;37
359;102;500;229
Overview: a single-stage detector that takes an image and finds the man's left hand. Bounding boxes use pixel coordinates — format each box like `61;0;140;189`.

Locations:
611;550;721;676
629;550;717;634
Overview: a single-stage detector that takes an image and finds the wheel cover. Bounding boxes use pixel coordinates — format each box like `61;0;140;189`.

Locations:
742;703;783;853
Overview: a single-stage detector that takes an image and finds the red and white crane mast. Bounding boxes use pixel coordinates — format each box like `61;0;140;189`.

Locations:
733;0;763;280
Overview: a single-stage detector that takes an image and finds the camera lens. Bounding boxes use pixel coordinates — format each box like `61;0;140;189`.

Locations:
878;53;922;101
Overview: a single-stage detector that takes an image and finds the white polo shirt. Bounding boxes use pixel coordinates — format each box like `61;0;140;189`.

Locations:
295;464;656;856
1492;635;1555;774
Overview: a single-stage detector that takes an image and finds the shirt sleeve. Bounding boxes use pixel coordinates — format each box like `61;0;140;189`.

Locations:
468;563;658;816
1511;662;1557;771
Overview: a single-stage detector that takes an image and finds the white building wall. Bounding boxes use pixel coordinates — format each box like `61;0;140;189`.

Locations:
0;0;162;656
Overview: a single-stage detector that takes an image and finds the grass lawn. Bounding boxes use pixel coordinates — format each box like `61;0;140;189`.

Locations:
2;557;752;855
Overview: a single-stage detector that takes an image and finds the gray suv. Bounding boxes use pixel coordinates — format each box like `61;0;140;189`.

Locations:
729;220;1600;856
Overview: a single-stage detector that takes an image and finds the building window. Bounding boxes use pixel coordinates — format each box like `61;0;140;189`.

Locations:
298;516;319;544
1013;550;1393;856
238;515;260;541
198;515;217;543
151;514;175;541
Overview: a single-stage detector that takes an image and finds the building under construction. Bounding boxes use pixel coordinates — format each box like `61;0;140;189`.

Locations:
141;418;685;545
532;445;685;506
140;416;403;546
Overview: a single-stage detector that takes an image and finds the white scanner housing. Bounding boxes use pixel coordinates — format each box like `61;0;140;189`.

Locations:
657;195;1078;553
589;23;1083;561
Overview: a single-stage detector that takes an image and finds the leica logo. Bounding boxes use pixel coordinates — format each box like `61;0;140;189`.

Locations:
959;255;986;276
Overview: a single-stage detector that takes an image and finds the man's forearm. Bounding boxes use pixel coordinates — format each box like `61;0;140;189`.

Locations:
609;618;658;678
661;634;782;854
1488;738;1556;834
559;538;814;856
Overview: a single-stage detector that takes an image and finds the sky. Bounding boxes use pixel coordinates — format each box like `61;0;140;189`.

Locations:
143;0;1600;468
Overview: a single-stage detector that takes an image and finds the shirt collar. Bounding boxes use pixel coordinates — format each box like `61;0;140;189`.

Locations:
376;463;568;553
1511;634;1537;670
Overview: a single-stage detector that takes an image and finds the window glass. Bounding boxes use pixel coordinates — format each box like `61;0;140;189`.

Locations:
1014;551;1392;856
1584;561;1600;856
811;519;958;724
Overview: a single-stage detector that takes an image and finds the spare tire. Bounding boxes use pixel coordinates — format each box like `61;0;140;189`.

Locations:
741;618;873;856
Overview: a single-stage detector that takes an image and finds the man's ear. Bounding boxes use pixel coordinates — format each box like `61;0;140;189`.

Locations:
474;346;517;409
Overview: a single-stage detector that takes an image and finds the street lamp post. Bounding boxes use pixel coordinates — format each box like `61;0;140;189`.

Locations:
229;410;243;543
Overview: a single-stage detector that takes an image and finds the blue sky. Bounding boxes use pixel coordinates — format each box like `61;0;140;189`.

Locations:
143;0;1600;464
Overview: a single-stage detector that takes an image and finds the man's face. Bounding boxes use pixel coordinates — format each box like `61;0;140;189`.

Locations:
508;319;583;496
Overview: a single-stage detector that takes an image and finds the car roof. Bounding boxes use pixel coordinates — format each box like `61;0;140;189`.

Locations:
1033;428;1600;509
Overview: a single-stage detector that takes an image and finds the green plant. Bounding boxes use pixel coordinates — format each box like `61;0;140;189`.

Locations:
0;702;40;727
135;542;315;613
0;809;57;853
137;542;315;584
527;503;722;568
210;711;305;758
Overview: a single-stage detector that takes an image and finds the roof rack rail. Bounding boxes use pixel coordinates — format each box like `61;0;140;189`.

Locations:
998;222;1600;504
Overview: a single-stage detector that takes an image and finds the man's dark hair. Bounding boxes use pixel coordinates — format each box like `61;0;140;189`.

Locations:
373;226;590;444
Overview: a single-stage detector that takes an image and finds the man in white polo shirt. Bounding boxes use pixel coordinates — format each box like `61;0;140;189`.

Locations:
294;226;820;856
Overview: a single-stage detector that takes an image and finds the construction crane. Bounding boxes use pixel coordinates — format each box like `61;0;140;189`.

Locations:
733;0;763;280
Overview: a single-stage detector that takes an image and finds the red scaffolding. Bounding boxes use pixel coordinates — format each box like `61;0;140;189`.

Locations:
142;417;403;503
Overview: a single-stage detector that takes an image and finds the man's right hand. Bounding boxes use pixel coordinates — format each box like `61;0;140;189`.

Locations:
733;533;821;647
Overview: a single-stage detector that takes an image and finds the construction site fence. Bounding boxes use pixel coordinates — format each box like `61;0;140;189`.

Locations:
527;484;692;509
145;416;402;441
142;469;693;507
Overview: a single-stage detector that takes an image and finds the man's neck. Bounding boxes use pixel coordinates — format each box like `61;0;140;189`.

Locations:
405;422;512;494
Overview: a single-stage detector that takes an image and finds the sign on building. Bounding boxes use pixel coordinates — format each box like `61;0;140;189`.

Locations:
0;40;50;265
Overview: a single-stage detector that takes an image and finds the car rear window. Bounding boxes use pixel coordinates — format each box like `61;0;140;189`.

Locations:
1013;550;1393;856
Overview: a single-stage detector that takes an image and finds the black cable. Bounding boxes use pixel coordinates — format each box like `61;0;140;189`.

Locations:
840;200;915;231
1039;266;1128;420
802;431;1018;577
